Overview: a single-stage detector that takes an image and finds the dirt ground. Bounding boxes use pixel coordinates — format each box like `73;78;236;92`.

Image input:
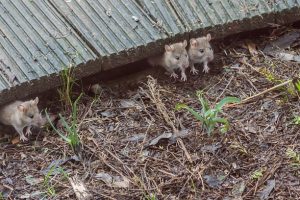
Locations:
1;25;300;200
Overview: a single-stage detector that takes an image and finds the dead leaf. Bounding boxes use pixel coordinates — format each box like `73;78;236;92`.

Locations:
11;136;20;144
145;130;191;148
25;175;43;186
139;150;150;162
122;134;146;142
276;52;300;63
19;191;44;199
100;110;115;118
204;173;226;188
95;172;130;188
41;155;79;175
120;99;142;110
147;132;173;147
263;30;300;55
69;176;93;200
20;152;27;159
200;143;222;154
232;180;245;197
258;179;276;200
246;40;258;56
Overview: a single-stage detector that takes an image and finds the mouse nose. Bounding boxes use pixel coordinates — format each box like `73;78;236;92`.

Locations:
34;113;43;126
185;61;189;68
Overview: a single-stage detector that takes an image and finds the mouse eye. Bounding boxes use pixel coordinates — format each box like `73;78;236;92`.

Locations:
28;114;34;119
209;47;212;50
175;56;180;60
199;49;204;53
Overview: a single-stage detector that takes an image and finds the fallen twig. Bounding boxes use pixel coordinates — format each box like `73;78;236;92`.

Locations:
226;79;292;107
69;176;92;200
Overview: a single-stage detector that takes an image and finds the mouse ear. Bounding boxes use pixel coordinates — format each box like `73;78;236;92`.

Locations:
17;105;27;113
206;33;211;41
33;97;39;105
190;38;198;47
182;40;187;48
165;45;174;52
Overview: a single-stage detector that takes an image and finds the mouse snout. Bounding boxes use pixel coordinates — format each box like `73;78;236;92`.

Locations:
208;54;214;61
184;60;189;68
33;113;43;127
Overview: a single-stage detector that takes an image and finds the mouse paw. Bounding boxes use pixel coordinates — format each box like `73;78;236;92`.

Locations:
170;73;178;79
20;135;28;142
190;68;199;75
25;126;32;136
203;66;210;73
181;74;187;81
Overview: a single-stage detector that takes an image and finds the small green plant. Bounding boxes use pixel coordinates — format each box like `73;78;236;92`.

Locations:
0;192;3;200
43;166;69;198
293;116;300;125
292;78;300;98
286;148;300;167
43;166;56;197
46;93;83;154
293;78;300;92
251;169;264;180
259;67;281;83
58;65;77;108
144;193;157;200
176;91;240;135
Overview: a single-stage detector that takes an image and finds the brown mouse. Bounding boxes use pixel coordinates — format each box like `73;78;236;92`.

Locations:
0;97;42;141
188;34;214;74
148;40;189;81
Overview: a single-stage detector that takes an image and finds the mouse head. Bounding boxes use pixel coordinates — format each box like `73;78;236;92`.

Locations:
189;34;213;62
17;97;42;126
164;40;189;69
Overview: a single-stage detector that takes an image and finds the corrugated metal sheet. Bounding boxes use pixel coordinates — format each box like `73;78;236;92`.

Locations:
0;0;96;93
49;0;167;65
0;0;300;105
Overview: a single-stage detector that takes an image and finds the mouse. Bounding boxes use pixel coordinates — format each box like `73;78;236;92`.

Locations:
0;97;42;141
188;33;214;74
148;40;189;81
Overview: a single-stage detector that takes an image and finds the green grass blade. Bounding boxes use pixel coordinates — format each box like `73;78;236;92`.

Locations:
204;109;217;119
176;103;204;122
71;93;83;130
215;97;240;111
56;114;73;144
212;117;229;133
293;79;300;92
45;111;71;143
196;91;210;113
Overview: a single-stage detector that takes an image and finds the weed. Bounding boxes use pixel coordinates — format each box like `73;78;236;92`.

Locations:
230;141;248;155
258;68;298;97
46;93;83;154
286;148;300;167
259;67;281;83
58;65;77;108
293;116;300;125
0;192;3;200
176;91;240;135
292;78;300;98
43;165;56;197
43;165;69;198
144;193;157;200
251;169;264;180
